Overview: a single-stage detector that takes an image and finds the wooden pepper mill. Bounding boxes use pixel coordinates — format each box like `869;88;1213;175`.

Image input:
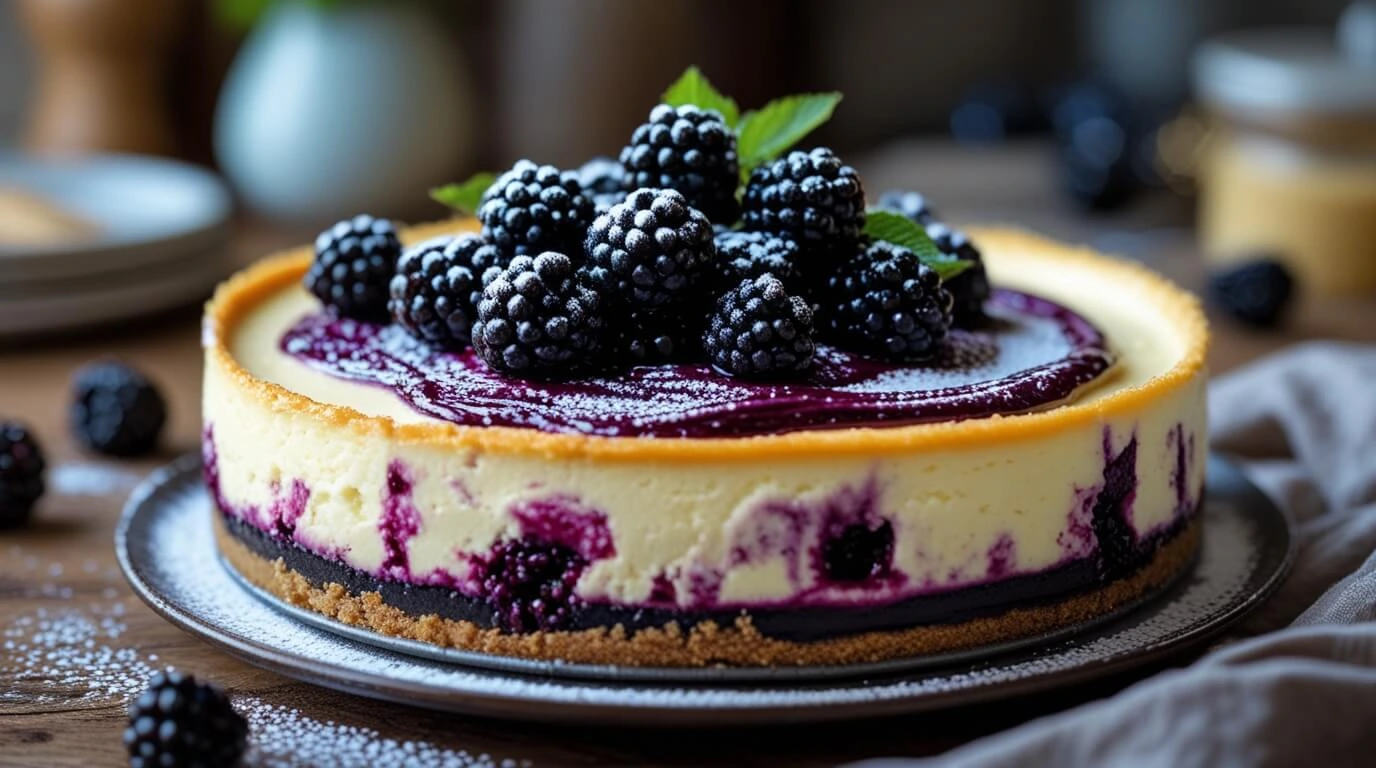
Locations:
18;0;185;156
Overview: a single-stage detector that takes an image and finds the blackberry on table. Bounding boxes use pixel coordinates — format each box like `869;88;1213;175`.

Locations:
620;104;740;223
825;240;953;361
388;237;481;348
478;160;594;258
877;190;937;226
473;252;605;378
123;669;247;768
1208;258;1294;328
712;230;801;291
0;422;44;529
741;147;865;259
303;214;402;321
583;188;716;311
925;221;991;328
71;362;166;457
703;273;815;378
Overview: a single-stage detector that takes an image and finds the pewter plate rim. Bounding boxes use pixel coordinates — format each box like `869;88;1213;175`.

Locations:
116;453;1293;726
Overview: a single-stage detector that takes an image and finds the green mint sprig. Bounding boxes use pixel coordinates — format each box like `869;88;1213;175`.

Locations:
429;172;496;217
433;66;843;215
661;67;841;182
863;210;972;281
735;94;842;182
214;0;350;31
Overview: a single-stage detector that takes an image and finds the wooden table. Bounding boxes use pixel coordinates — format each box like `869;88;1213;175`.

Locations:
3;143;1375;766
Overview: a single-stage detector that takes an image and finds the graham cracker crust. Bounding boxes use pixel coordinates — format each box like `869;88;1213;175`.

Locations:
216;515;1201;668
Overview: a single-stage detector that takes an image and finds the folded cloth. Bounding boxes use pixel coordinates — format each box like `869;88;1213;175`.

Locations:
853;342;1376;768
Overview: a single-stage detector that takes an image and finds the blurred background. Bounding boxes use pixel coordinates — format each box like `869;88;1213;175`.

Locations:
0;0;1362;162
0;0;1373;347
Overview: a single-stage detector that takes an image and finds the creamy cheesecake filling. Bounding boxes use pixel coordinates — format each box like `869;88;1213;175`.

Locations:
204;227;1209;645
207;420;1199;638
275;288;1114;437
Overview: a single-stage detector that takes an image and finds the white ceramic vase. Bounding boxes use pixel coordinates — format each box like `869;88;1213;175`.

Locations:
214;1;474;222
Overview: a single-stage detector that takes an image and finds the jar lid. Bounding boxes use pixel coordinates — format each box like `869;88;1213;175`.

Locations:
1194;10;1376;116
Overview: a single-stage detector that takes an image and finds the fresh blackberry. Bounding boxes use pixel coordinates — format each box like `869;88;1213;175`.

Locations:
577;156;625;195
712;230;801;291
877;190;937;226
583;188;716;311
703;273;815;378
826;241;953;361
478;160;593;257
472;252;605;377
388;237;480;348
591;191;627;218
821;521;894;583
578;157;630;217
617;310;703;366
1208;258;1295;329
620;104;740;223
71;362;166;457
304;214;402;321
446;230;510;282
925;221;991;327
476;538;585;632
0;422;44;529
741;147;865;258
123;669;247;768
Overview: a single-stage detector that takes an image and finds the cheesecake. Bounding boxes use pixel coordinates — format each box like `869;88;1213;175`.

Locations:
203;221;1208;667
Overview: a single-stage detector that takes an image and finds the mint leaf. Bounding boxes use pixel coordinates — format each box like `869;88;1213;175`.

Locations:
215;0;345;30
213;0;272;30
863;210;972;281
430;172;496;216
662;67;740;127
736;93;842;179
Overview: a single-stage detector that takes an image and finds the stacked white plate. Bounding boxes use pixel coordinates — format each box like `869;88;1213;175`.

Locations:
0;152;235;339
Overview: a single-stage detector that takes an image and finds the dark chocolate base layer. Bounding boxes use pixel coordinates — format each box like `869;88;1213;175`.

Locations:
217;513;1201;668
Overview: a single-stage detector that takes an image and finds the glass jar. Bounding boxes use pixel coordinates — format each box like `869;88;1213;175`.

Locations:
1194;8;1376;296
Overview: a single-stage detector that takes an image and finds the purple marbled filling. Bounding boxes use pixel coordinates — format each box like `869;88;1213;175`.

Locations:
203;425;315;549
462;496;617;631
1170;423;1198;516
206;421;1198;635
378;461;420;580
277;289;1114;438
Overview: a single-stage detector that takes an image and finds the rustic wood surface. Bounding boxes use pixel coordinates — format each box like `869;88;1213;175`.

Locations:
3;143;1375;767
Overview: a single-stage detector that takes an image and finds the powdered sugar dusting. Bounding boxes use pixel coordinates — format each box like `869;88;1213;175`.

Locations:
240;700;522;767
50;463;141;497
1;607;151;705
3;543;523;764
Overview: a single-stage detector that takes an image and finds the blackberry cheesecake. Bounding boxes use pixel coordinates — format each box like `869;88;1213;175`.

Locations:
203;71;1208;667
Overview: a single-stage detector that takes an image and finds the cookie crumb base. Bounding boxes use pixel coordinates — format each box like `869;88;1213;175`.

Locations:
216;515;1200;668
